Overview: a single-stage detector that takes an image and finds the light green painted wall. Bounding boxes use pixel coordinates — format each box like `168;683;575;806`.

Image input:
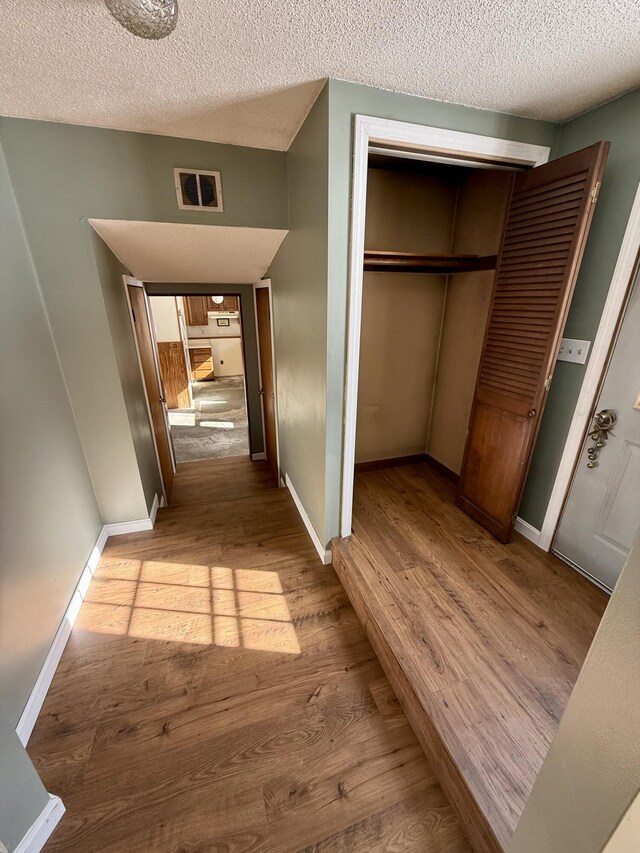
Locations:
92;232;162;513
520;87;640;528
0;703;50;852
0;116;287;524
268;85;329;539
0;143;101;724
324;80;559;541
146;282;265;455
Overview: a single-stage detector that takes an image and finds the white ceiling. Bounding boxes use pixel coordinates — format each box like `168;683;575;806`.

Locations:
90;220;287;282
2;1;640;150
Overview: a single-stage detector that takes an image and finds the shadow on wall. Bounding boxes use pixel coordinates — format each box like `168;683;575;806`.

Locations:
115;82;326;151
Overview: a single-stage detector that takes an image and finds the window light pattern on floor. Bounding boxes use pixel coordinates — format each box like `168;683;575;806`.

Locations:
78;559;301;654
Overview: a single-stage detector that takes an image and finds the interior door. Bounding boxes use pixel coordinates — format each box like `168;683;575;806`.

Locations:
457;142;610;542
128;284;174;500
255;286;278;482
552;267;640;590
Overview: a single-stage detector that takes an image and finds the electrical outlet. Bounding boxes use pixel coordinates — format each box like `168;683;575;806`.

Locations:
557;338;591;365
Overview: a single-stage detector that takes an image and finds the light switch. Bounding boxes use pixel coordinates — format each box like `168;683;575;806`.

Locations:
557;338;591;365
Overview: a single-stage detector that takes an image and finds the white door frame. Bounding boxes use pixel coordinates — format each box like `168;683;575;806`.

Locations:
340;115;551;537
253;279;281;481
539;181;640;550
123;275;174;505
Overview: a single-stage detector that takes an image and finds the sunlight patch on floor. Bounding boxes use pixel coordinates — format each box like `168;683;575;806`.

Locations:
78;560;300;653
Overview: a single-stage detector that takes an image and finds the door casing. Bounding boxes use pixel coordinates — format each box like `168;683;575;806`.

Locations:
341;116;550;538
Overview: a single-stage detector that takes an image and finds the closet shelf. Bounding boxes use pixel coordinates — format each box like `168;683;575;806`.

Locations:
363;250;498;274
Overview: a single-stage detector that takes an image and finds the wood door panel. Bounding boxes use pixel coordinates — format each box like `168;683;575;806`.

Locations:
128;285;173;500
458;142;609;541
157;341;190;409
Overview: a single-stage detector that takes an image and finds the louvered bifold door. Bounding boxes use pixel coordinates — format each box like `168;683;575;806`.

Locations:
457;142;609;542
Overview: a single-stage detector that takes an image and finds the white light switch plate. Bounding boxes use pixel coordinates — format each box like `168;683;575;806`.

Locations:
557;338;591;364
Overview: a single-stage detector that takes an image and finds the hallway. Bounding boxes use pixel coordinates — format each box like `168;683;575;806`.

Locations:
28;457;469;852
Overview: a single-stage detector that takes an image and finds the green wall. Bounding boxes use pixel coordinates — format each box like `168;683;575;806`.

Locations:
324;80;559;542
0;143;102;726
0;117;287;524
92;231;163;513
268;85;330;538
520;87;640;528
146;282;265;456
0;703;50;852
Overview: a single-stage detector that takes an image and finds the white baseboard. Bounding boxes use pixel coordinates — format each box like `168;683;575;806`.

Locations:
251;451;266;461
514;516;542;546
285;473;332;565
14;794;65;853
16;495;160;746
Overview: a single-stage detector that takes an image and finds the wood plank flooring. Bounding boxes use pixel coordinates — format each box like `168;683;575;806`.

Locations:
332;462;608;853
29;457;470;852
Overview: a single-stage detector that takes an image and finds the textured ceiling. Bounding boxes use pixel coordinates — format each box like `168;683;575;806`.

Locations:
3;1;640;150
90;220;288;282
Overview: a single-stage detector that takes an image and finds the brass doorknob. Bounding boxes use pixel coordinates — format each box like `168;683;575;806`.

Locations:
527;409;536;417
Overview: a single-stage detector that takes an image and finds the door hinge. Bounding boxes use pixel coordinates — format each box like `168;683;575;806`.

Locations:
590;181;601;204
544;374;553;391
131;308;136;323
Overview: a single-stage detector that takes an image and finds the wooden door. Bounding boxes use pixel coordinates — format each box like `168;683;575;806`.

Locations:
157;341;190;409
255;287;278;482
457;142;609;542
128;285;174;500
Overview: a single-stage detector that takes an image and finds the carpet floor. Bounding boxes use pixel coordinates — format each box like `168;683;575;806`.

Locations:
168;376;249;463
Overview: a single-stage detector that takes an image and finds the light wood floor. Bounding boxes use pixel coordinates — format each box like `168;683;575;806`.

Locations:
30;457;470;852
332;462;608;853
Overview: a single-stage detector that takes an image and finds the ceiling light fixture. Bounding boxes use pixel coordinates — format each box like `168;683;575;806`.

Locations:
211;296;225;304
104;0;178;40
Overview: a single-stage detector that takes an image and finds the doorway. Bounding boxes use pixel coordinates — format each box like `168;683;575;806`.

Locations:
342;116;608;548
148;293;251;463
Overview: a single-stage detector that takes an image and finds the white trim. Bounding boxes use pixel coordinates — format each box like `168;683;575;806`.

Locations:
16;494;160;745
341;116;551;537
254;279;282;482
285;473;332;565
251;451;266;461
16;525;108;744
14;794;65;853
514;516;542;546
539;180;640;551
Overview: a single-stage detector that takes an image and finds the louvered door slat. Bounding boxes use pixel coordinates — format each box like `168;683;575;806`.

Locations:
457;141;609;542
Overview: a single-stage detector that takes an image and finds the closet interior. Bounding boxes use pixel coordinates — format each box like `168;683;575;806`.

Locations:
356;152;514;476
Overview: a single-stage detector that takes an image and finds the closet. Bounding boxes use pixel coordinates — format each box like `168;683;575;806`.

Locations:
357;156;513;475
356;142;608;541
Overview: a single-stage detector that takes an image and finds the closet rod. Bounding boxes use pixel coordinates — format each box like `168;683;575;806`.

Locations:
364;250;497;274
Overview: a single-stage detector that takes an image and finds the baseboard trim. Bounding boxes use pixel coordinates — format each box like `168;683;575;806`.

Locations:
514;516;542;546
103;493;159;537
16;495;160;746
251;452;266;461
16;526;108;745
285;473;332;565
14;794;65;853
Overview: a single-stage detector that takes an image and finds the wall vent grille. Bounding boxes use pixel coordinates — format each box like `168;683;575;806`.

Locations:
174;168;223;212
